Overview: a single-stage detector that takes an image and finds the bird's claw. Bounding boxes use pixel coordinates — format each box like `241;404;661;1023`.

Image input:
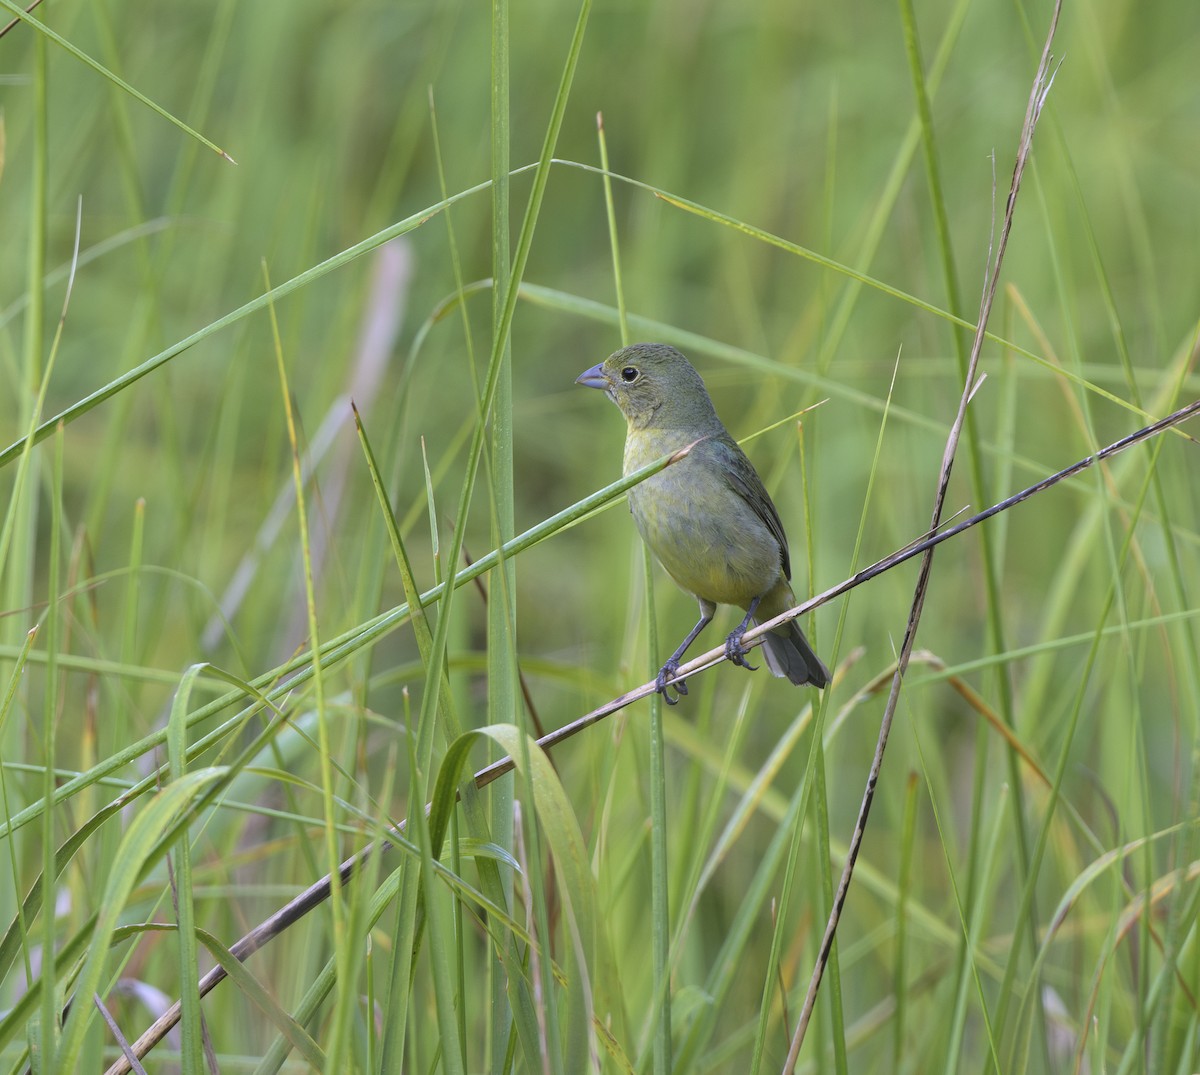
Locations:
655;660;687;705
724;631;758;672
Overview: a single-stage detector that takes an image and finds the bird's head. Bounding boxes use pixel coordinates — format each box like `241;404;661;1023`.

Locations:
576;343;718;430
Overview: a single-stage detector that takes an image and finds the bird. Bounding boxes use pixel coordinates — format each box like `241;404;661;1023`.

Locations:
576;342;830;703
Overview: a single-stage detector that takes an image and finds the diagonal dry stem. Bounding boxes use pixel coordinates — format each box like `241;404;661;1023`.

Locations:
100;385;1198;1075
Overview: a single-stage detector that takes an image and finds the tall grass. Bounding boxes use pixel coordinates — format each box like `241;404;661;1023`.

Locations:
1;0;1198;1072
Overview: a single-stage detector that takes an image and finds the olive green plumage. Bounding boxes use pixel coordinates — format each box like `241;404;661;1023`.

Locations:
576;342;830;701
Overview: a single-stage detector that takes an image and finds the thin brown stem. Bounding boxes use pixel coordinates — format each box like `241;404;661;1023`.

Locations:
782;3;1064;1068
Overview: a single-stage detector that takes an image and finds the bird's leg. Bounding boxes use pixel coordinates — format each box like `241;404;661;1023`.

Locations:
656;601;715;704
724;595;762;672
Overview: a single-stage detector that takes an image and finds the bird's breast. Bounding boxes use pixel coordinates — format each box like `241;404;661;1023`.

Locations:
623;433;782;607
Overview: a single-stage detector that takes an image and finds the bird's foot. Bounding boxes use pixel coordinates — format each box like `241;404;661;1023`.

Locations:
724;629;759;672
655;660;688;705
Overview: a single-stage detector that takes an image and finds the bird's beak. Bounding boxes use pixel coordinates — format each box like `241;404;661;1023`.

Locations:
575;363;608;390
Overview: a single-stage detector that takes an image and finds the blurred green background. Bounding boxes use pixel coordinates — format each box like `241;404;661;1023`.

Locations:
1;0;1199;1070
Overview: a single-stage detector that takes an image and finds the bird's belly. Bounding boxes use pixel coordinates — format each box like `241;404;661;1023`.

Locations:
629;470;780;607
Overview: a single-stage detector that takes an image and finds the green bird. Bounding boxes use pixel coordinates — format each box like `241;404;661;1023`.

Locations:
577;342;830;703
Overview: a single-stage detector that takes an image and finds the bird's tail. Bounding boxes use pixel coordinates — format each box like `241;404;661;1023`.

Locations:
756;617;831;689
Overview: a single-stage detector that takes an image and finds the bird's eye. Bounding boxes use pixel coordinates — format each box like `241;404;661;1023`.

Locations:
620;366;639;382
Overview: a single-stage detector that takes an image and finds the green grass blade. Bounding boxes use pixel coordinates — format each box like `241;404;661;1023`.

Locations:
0;176;510;471
52;770;226;1073
165;665;208;1075
196;929;326;1068
0;0;235;162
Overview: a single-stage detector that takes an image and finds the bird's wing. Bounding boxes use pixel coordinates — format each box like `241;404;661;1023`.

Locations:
713;436;792;582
